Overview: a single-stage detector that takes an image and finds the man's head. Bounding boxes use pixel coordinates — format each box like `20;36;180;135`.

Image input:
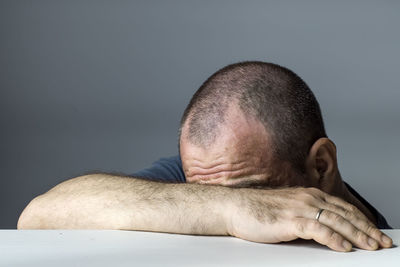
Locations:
179;61;341;192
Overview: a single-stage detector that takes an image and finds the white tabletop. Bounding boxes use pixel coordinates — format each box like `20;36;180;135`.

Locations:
0;229;399;267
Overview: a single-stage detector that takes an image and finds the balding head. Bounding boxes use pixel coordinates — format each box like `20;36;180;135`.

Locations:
179;61;328;187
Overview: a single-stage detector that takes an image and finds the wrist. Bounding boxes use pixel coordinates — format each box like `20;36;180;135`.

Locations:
219;187;245;237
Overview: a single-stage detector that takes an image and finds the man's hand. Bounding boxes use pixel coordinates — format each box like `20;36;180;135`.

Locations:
226;187;393;252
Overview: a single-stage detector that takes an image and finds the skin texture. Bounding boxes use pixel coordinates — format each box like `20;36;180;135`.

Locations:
180;103;391;251
17;175;232;235
18;104;393;252
181;104;308;189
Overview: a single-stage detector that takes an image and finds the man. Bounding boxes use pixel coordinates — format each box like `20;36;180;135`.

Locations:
18;61;392;252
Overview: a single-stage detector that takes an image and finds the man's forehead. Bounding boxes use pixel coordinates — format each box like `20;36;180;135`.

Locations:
180;109;272;166
178;106;307;188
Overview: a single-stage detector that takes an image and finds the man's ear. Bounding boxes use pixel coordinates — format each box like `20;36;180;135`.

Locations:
305;137;338;192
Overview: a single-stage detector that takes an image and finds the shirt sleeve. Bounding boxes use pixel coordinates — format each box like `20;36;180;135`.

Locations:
130;155;186;183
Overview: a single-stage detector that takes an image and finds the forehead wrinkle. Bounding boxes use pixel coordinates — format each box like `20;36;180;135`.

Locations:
189;168;249;182
186;161;248;178
181;103;277;185
186;157;228;169
190;164;266;184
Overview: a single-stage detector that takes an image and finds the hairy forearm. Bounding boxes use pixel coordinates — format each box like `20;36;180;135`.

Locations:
17;174;232;235
18;174;393;251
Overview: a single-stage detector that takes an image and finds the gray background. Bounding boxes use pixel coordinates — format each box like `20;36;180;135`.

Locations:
1;0;399;229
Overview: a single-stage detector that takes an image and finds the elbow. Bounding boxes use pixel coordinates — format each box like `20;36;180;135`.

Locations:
17;174;98;229
17;173;113;229
17;209;30;229
17;195;46;229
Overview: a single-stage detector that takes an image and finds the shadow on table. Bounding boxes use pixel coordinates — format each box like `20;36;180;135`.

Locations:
279;238;397;252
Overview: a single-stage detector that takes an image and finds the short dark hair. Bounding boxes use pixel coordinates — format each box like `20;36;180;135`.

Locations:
180;61;327;172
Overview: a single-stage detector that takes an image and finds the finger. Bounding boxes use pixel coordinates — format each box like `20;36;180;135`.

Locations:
322;195;393;248
293;217;352;252
323;194;370;221
316;209;379;250
321;201;392;248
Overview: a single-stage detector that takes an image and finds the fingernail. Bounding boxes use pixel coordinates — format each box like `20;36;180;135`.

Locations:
342;240;352;251
382;235;392;246
368;238;378;248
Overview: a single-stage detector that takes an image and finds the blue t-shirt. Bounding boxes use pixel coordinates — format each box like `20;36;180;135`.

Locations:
133;155;392;229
